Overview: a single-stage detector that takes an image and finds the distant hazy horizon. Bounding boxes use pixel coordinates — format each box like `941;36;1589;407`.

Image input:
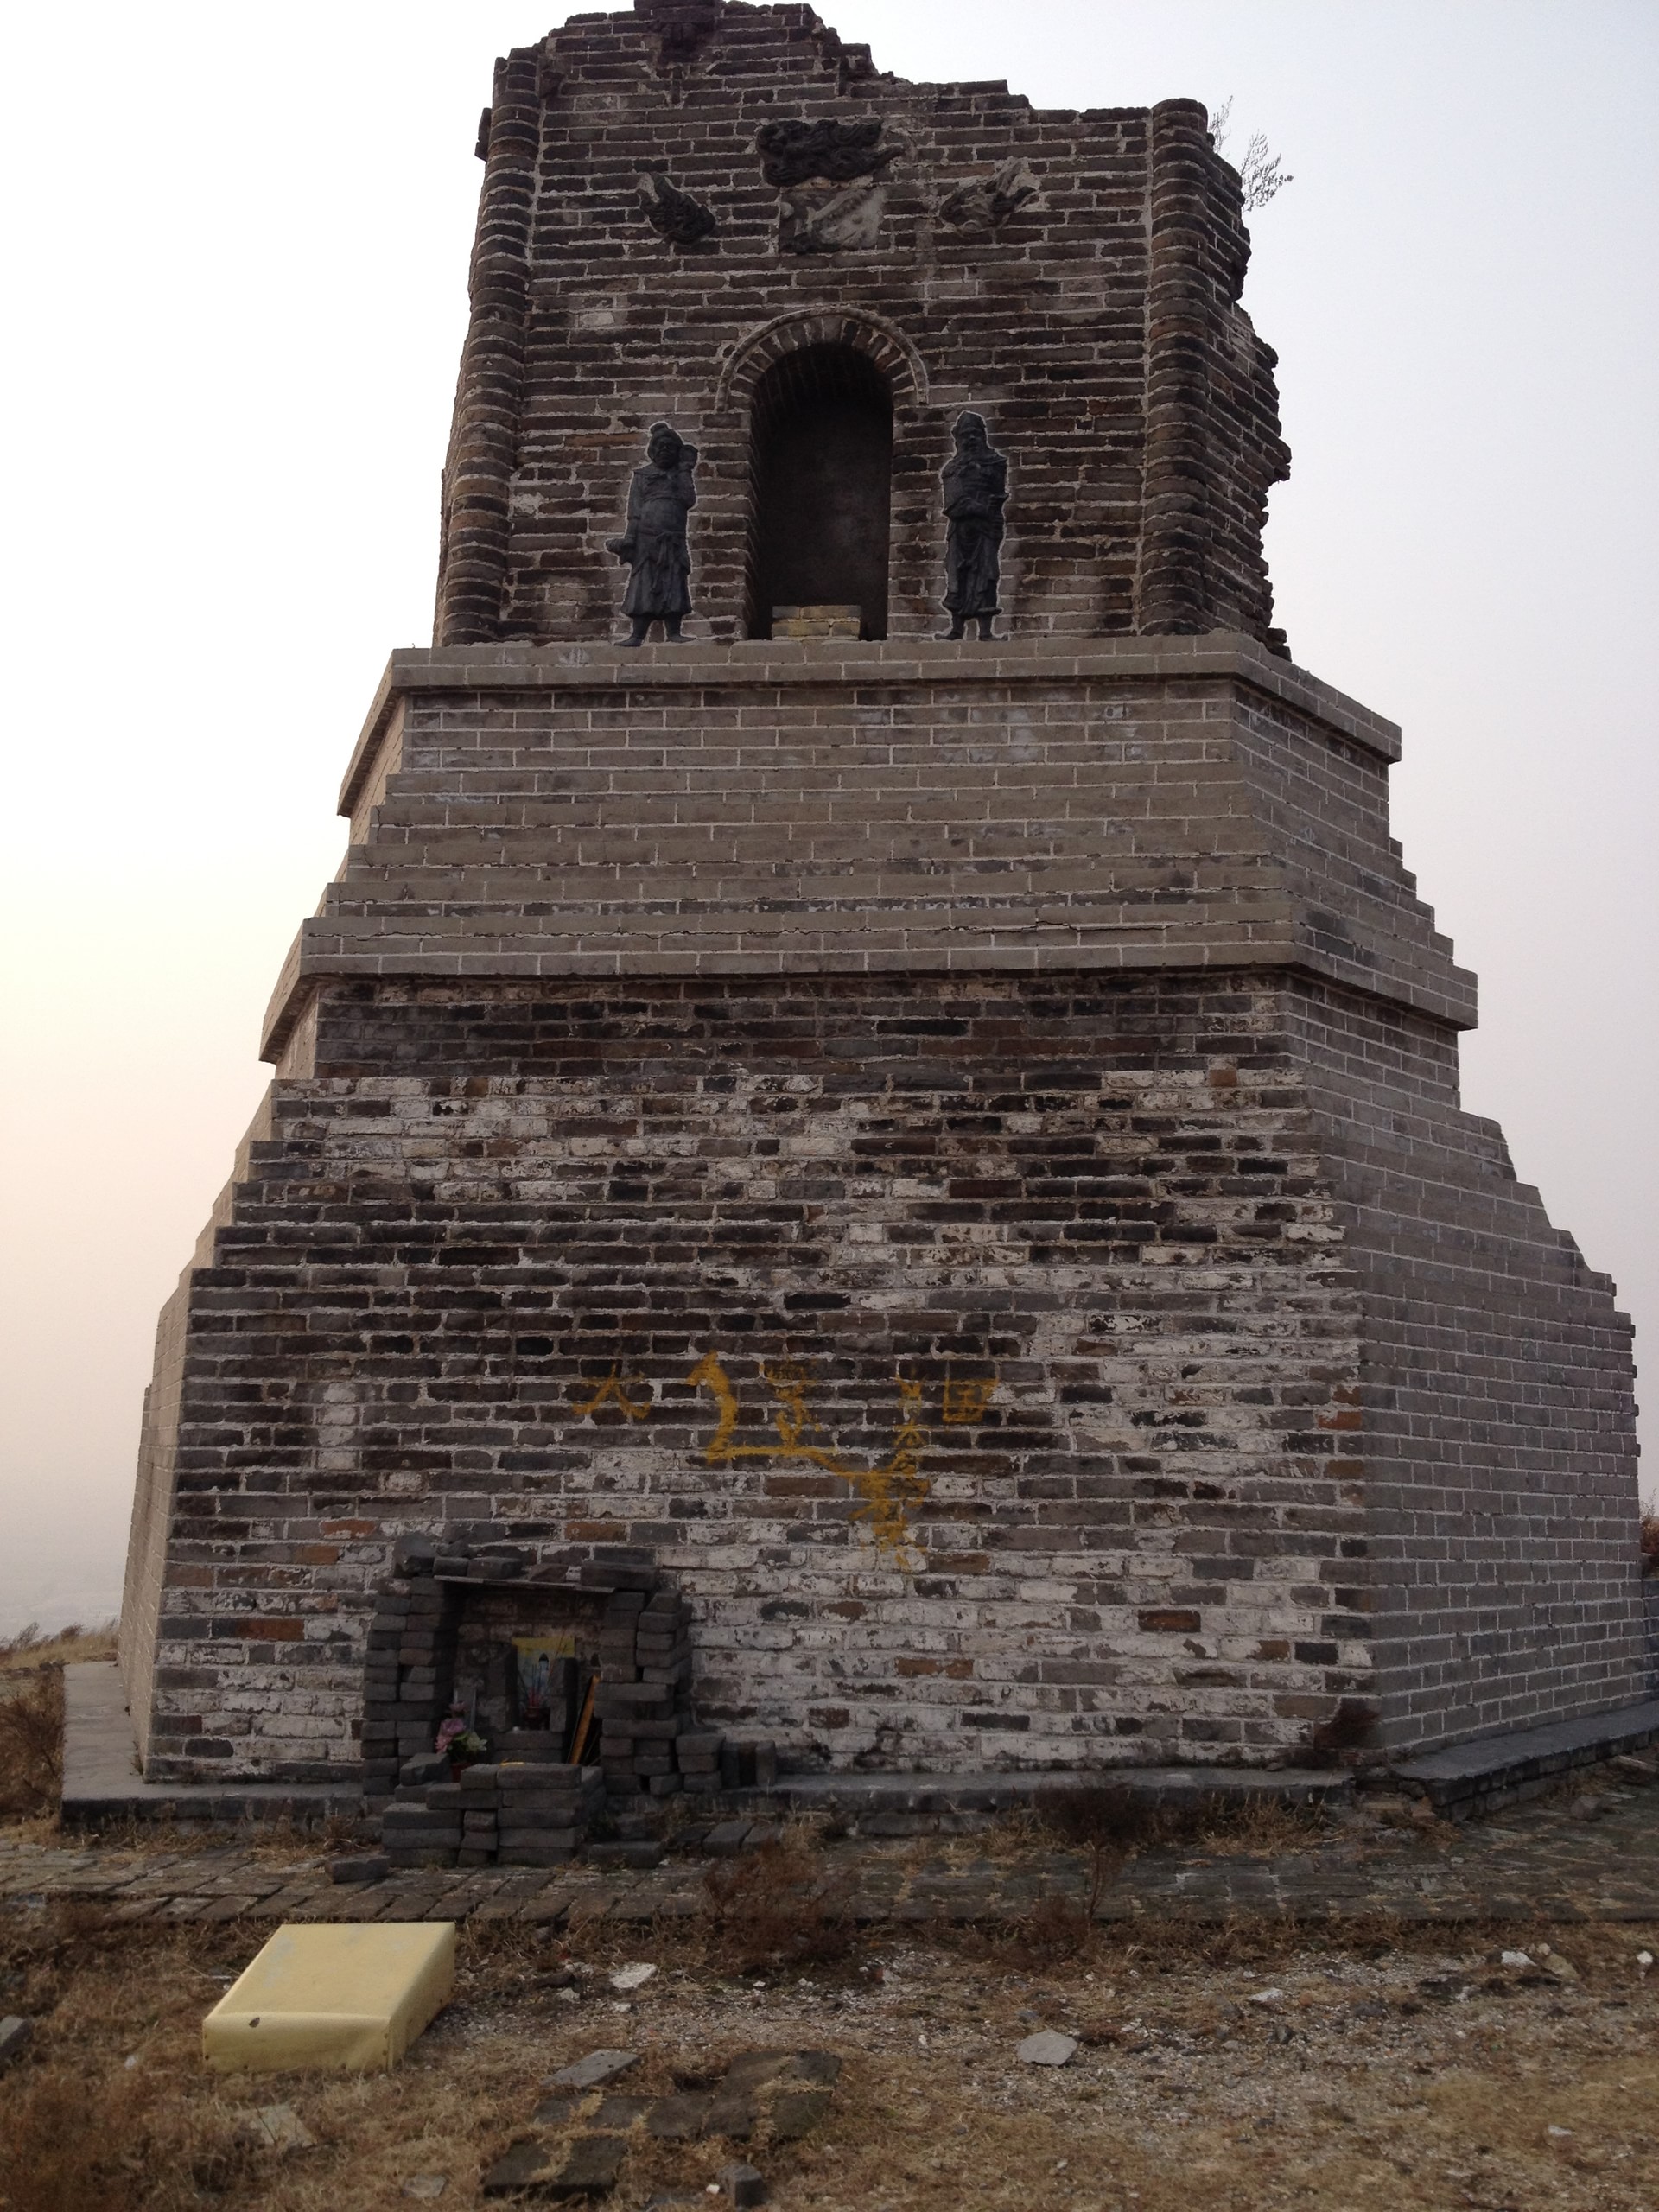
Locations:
2;0;1654;1635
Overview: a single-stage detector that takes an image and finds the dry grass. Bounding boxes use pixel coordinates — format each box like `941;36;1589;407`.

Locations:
0;1620;120;1679
700;1820;860;1974
0;1621;116;1823
0;1673;62;1820
976;1784;1332;1872
0;1895;1654;2211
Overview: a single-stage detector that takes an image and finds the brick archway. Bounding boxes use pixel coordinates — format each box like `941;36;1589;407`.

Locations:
717;309;929;415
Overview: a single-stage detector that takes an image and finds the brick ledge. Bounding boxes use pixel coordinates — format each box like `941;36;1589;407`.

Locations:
336;632;1402;823
1388;1696;1659;1817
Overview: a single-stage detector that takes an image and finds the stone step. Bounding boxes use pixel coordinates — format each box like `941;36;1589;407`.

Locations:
1386;1696;1659;1819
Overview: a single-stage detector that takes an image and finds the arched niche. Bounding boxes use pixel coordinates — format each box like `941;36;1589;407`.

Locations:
746;343;894;639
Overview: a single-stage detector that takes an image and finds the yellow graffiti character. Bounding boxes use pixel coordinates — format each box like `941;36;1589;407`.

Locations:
570;1367;652;1421
941;1376;996;1426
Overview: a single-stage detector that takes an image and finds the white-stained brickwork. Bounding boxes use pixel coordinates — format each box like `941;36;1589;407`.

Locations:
119;650;1648;1785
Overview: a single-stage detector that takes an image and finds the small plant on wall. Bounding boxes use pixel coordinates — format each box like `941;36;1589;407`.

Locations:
1208;97;1293;211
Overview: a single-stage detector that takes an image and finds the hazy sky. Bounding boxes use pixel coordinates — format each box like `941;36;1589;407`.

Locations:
1;2;1654;1634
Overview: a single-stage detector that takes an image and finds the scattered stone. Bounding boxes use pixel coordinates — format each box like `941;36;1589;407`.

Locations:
483;2139;560;2196
721;2051;797;2093
1547;2125;1574;2139
1416;1976;1471;2004
593;2094;652;2129
769;2088;831;2140
718;2162;767;2208
610;1962;658;1993
404;2180;448;2202
1246;1988;1285;2006
242;2104;316;2153
328;1854;391;1885
1017;2030;1078;2067
1541;1953;1580;1982
785;2050;840;2087
0;2017;33;2069
1611;1754;1657;1783
1637;1951;1654;1973
1569;1794;1611;1821
1500;1950;1535;1969
702;1821;754;1858
646;2094;712;2140
549;2048;640;2090
554;2135;628;2195
703;2090;758;2139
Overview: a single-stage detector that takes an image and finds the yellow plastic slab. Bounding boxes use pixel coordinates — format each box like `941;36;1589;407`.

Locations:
203;1922;455;2073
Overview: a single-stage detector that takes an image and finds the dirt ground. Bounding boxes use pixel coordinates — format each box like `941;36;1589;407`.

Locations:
2;1626;1655;2209
1;1886;1655;2212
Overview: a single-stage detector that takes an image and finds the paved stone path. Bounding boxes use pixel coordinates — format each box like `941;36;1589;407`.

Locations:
3;1783;1654;1932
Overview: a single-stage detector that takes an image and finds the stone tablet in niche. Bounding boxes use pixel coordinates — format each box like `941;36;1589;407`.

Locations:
772;604;861;640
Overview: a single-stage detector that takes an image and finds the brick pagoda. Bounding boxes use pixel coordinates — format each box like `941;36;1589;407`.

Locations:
120;0;1649;1793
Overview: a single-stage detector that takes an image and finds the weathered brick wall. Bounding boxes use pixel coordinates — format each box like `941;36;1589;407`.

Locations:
134;970;1376;1783
119;1287;189;1764
128;963;1647;1785
437;2;1288;649
119;1092;274;1760
1287;987;1649;1745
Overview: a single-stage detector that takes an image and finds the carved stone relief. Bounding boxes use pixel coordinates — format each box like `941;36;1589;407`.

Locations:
938;156;1041;238
636;171;717;246
755;117;906;256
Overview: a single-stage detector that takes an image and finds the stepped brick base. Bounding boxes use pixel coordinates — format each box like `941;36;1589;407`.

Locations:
118;643;1647;1784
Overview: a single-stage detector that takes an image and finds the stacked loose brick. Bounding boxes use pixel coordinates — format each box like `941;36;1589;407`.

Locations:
360;1539;709;1813
385;1762;606;1870
118;3;1649;1791
599;1586;699;1796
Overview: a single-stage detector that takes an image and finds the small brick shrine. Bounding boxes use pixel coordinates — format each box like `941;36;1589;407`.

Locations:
119;0;1649;1796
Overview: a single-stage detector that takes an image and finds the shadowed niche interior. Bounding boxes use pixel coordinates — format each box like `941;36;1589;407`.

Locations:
747;342;893;639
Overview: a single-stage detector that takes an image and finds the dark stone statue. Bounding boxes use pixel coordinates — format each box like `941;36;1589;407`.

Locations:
607;423;698;645
941;412;1007;640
